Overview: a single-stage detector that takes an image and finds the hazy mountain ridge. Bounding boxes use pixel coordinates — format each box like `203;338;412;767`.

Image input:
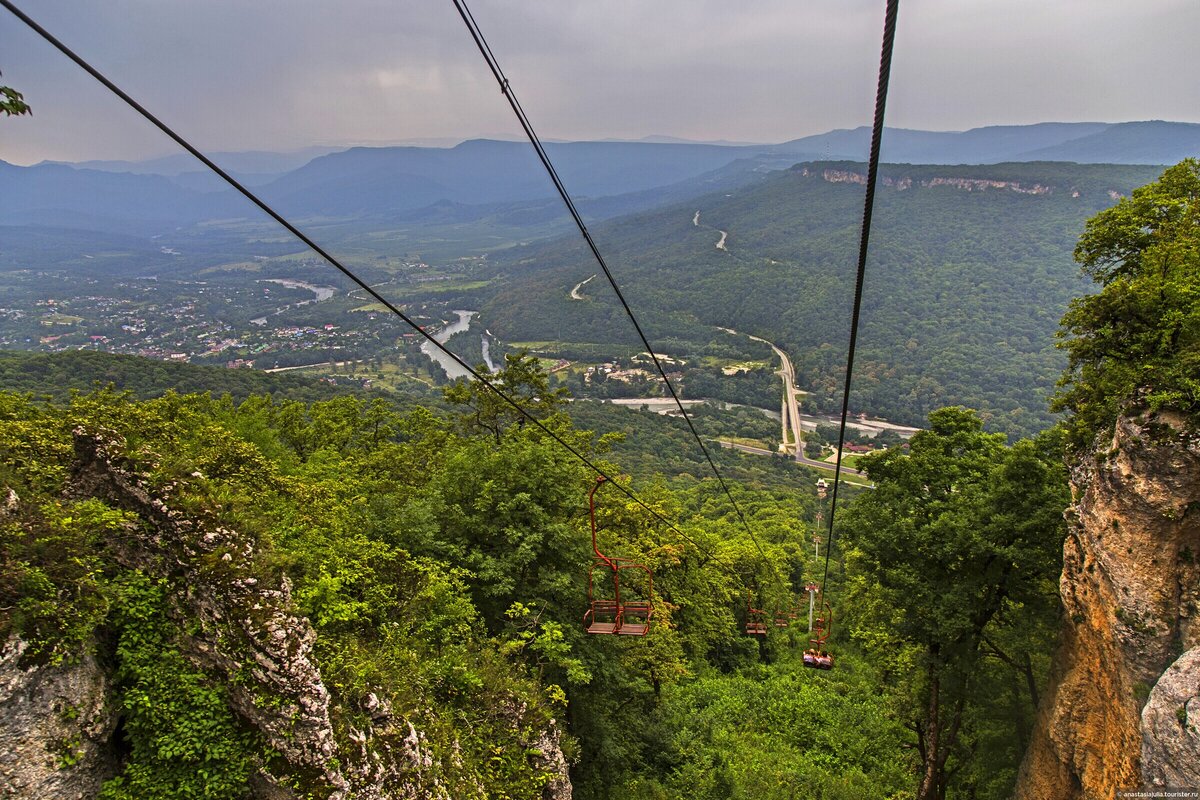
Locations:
5;121;1196;236
39;147;344;177
775;122;1111;162
0;160;238;234
253;138;750;218
775;120;1200;164
1014;120;1200;163
1;140;760;233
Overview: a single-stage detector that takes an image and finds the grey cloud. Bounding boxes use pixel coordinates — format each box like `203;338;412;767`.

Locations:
1;0;1198;165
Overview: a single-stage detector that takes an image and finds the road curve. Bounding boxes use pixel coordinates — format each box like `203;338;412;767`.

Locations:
569;274;597;300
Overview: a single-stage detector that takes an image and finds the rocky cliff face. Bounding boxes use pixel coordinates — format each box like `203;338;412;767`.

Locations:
0;635;114;799
0;430;572;800
1016;410;1200;799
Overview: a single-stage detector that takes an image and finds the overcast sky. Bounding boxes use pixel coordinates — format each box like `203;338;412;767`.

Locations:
2;0;1198;165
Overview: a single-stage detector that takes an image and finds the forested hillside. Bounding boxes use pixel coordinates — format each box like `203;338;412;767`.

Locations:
482;161;1164;437
0;350;1070;798
0;363;867;797
0;350;801;492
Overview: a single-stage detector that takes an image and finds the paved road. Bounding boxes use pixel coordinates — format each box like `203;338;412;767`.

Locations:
717;327;801;455
715;439;868;479
569;274;596;300
713;327;875;481
265;358;366;373
743;332;805;460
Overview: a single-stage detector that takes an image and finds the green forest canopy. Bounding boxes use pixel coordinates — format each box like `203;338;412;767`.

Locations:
0;351;1069;799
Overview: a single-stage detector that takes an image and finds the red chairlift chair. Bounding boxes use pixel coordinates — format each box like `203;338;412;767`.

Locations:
744;594;768;636
775;595;803;628
583;477;653;636
803;600;835;670
774;605;792;628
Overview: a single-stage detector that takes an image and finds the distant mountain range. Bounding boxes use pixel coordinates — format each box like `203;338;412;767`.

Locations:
3;121;1197;234
1;139;767;233
775;120;1200;164
39;147;344;178
253;138;747;218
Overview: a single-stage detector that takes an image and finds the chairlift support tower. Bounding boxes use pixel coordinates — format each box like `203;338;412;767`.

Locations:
805;583;820;633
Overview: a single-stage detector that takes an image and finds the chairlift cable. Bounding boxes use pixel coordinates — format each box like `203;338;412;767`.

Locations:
819;0;901;595
451;0;775;570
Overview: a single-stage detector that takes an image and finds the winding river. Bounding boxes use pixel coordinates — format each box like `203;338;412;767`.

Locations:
421;310;477;380
250;279;338;325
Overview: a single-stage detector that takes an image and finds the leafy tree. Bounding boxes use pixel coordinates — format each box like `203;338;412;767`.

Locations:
1;71;30;116
443;351;569;442
873;428;904;449
809;424;842;447
1053;158;1200;447
99;574;259;800
634;655;911;800
841;407;1068;800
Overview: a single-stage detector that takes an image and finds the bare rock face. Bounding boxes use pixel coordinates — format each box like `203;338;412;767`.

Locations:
1016;410;1200;799
492;697;572;800
0;635;115;799
532;717;573;800
1141;646;1200;788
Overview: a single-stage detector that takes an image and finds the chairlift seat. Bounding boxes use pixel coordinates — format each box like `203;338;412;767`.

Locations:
745;597;769;636
585;599;621;635
807;601;835;667
618;600;652;636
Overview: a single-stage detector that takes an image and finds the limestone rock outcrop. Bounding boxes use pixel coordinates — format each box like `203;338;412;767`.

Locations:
1141;645;1200;789
0;636;115;799
1016;410;1200;798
